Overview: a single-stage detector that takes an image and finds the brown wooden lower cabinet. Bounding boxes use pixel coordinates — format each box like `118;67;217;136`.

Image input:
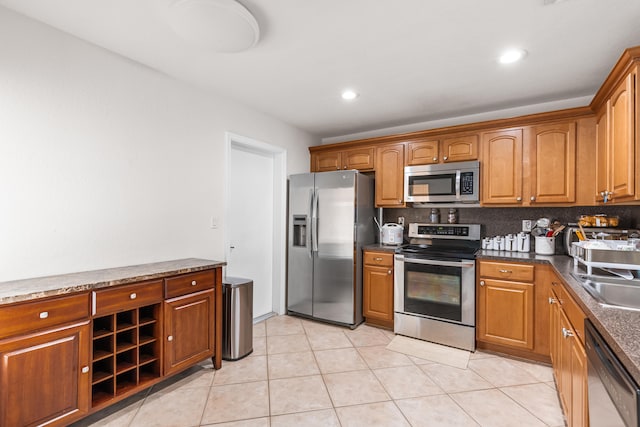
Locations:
0;265;222;427
363;250;394;329
0;320;91;427
476;260;550;361
549;276;588;427
477;277;534;349
164;289;215;375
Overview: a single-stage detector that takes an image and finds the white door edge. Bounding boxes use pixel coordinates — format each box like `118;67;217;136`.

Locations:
224;132;287;315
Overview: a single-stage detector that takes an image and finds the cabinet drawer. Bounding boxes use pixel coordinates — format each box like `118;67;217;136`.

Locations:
92;280;163;316
479;261;534;282
164;270;215;299
364;251;394;267
0;293;90;338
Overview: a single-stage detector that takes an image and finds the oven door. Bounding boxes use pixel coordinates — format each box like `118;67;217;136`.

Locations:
394;254;475;326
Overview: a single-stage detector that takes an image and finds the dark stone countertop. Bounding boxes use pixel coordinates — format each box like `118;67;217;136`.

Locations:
362;243;402;253
0;258;226;305
478;250;640;385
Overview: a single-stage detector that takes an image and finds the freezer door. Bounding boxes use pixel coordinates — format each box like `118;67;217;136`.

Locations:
287;173;314;317
313;171;357;324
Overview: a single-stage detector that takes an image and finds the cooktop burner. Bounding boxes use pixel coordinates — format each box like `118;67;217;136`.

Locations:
396;223;482;260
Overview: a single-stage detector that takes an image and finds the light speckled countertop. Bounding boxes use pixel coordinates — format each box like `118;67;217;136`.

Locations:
478;250;640;385
0;258;226;305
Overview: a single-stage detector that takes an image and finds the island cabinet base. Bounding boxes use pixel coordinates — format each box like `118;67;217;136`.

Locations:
0;259;224;427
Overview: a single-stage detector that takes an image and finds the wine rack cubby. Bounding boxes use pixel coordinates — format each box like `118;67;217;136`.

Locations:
90;303;161;407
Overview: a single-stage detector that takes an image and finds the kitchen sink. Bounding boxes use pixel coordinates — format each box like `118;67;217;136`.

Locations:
571;272;640;312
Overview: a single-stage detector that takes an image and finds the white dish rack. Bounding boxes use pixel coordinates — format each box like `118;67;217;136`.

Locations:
572;240;640;275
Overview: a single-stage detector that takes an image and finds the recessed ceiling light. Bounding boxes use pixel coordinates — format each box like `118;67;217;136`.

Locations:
498;48;527;64
341;90;359;101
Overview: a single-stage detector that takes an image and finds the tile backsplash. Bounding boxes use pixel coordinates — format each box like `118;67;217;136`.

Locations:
383;205;640;239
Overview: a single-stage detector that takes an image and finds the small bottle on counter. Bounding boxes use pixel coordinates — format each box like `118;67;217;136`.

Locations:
447;208;458;224
429;208;440;224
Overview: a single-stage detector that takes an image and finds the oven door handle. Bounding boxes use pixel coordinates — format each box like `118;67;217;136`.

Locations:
403;257;475;268
455;170;461;199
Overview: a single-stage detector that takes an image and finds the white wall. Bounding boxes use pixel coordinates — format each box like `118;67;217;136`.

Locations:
0;7;317;281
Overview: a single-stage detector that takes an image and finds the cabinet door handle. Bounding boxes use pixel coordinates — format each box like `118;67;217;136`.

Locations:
130;293;137;300
374;257;383;261
530;196;536;201
433;157;438;161
398;199;402;204
480;280;485;286
191;280;197;286
81;366;90;374
516;197;522;201
562;327;574;339
343;166;347;169
388;269;392;275
167;335;174;342
548;297;556;304
443;156;448;161
39;311;49;319
498;269;512;274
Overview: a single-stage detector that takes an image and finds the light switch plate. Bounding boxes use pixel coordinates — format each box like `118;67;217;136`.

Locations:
522;219;533;232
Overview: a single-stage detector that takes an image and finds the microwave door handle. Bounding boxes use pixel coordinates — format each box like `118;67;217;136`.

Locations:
404;258;474;268
455;170;461;198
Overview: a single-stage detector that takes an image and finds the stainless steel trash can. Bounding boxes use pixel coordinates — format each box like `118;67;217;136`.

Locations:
222;277;253;361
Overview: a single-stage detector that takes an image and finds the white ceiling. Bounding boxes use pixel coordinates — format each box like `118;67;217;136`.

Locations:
2;0;640;139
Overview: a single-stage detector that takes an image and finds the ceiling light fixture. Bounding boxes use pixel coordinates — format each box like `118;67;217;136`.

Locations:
167;0;260;53
341;90;359;101
498;48;527;64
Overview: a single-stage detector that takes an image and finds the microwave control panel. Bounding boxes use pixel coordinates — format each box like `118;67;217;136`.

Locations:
460;172;474;195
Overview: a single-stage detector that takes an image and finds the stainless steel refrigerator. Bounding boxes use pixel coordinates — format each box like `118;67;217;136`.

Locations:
287;170;375;328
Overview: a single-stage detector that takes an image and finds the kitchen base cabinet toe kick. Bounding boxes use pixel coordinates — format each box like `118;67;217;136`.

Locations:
0;259;224;427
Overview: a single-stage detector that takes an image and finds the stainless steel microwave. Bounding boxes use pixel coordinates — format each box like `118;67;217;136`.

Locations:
404;160;480;204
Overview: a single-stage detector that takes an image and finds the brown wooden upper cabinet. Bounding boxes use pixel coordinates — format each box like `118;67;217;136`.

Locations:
405;135;478;166
310;147;375;172
595;68;637;204
481;122;578;206
481;128;524;205
528;122;576;204
375;143;405;207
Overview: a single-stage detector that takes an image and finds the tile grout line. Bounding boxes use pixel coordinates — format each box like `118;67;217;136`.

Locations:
305;322;343;425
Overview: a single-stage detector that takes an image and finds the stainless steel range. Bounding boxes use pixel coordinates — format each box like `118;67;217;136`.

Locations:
394;223;481;351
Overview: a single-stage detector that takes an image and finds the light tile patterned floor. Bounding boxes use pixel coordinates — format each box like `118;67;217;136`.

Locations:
72;315;566;427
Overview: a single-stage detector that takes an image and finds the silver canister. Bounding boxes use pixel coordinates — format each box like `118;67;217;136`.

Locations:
429;208;440;224
447;208;458;224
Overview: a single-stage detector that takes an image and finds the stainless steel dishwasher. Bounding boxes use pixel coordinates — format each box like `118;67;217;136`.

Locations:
586;320;640;426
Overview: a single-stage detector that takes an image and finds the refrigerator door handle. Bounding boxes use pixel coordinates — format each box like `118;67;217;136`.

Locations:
312;190;319;253
308;189;314;258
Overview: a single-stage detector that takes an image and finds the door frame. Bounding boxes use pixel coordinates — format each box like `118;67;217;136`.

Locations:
225;132;287;315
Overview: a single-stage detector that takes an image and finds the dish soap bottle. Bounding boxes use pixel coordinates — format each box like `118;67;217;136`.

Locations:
429;208;440;224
